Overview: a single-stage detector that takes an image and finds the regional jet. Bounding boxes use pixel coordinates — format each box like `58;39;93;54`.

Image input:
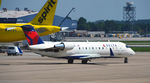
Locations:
21;25;135;64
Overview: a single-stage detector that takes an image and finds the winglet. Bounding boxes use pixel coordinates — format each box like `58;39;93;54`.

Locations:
30;0;58;25
21;25;44;45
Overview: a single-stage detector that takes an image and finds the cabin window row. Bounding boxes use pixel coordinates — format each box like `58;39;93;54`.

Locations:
79;47;104;50
78;47;121;50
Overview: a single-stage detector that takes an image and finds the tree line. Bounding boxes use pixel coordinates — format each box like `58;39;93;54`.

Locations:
77;17;150;34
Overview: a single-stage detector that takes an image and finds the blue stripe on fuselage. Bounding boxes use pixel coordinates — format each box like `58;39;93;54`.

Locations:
110;48;114;56
68;56;88;59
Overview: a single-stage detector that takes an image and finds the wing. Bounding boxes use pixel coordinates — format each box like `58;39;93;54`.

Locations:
68;53;122;59
68;54;101;59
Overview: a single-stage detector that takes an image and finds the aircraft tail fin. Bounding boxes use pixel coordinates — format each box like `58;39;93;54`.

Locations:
30;0;58;25
21;25;44;45
0;0;1;7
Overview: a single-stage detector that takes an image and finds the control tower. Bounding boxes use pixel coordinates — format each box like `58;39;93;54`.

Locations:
123;2;136;31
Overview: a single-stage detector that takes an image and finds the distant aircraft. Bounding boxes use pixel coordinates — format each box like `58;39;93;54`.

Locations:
21;25;135;64
0;0;61;42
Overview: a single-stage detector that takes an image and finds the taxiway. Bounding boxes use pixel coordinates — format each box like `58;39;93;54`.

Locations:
0;52;150;83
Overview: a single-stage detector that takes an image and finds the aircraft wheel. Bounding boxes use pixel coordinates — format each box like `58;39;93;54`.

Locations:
41;55;45;57
124;57;128;63
68;59;74;64
82;60;88;64
7;54;10;56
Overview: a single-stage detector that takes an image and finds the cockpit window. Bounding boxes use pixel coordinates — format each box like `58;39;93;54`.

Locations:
126;45;130;48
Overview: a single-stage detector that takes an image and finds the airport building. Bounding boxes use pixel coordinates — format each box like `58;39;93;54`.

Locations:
61;30;105;38
107;31;141;38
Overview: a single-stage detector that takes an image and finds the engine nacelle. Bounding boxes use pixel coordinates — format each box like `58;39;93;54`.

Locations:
64;43;74;50
54;42;75;50
54;43;65;50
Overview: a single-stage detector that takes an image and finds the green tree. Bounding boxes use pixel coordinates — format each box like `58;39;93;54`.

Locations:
77;17;150;34
77;17;88;30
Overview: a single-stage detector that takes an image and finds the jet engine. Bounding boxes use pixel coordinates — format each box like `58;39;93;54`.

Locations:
54;42;75;51
54;42;65;50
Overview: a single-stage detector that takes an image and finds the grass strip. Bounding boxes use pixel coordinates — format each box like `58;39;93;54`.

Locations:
131;47;150;52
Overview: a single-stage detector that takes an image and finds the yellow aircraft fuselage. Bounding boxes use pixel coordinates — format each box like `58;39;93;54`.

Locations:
0;0;60;42
0;23;60;42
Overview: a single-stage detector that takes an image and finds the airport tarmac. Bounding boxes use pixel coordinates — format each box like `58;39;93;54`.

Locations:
0;52;150;83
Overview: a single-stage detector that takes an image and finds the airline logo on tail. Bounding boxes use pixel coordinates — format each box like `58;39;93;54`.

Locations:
30;0;58;25
38;0;56;24
21;25;44;45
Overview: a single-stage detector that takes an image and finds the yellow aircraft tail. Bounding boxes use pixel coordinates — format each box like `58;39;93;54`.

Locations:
30;0;58;25
0;0;1;7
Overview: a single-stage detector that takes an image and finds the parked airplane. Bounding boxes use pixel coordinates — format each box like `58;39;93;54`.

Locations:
21;25;135;64
0;0;61;42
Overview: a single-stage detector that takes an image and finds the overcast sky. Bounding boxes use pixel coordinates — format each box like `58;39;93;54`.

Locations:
1;0;150;21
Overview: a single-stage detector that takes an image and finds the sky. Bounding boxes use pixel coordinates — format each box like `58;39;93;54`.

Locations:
0;0;150;21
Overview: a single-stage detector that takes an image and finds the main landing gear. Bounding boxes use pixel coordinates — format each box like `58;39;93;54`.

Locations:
68;59;89;64
68;59;74;64
82;59;88;64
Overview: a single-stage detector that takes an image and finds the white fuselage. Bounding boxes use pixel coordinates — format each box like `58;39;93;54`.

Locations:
31;42;135;59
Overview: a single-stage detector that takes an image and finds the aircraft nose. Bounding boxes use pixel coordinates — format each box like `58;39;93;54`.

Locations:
129;48;135;55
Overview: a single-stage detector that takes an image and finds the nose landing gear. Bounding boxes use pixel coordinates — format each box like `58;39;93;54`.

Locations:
124;57;128;63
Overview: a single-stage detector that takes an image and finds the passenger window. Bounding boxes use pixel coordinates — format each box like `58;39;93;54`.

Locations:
102;47;104;49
